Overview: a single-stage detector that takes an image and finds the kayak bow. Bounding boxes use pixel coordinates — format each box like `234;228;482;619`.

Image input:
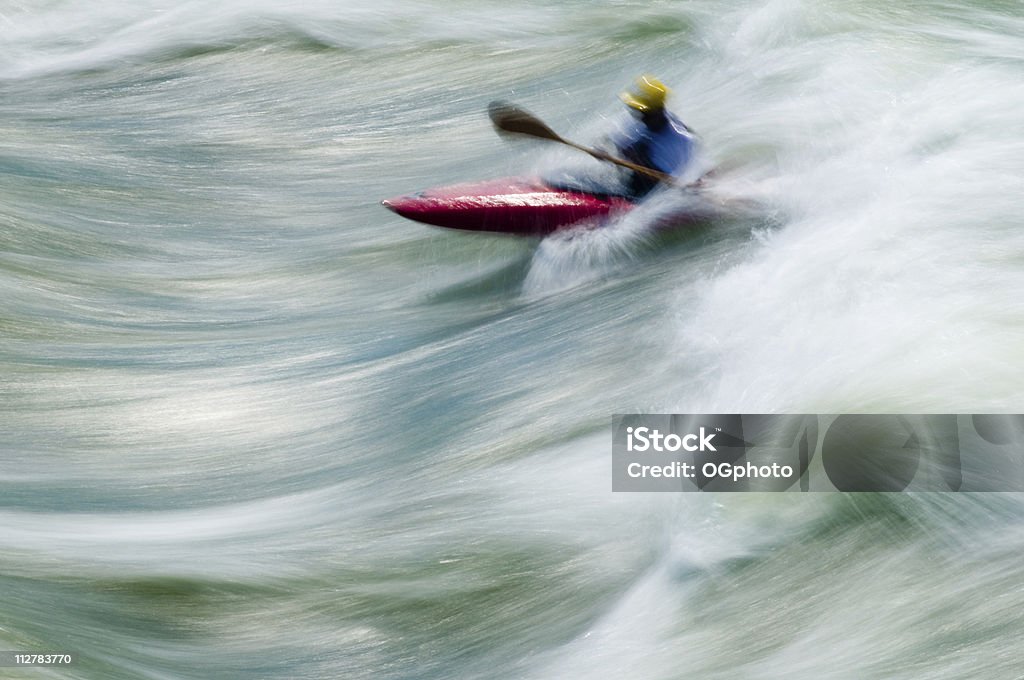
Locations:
382;177;634;236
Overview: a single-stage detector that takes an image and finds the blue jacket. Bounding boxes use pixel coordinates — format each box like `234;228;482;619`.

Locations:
612;111;695;197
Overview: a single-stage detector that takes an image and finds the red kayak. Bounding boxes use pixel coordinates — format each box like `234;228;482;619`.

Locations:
382;177;635;236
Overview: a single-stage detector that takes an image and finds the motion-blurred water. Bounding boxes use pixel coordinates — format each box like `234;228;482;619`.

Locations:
2;1;1024;678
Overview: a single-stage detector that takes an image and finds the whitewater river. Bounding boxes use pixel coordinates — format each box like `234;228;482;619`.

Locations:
2;1;1024;678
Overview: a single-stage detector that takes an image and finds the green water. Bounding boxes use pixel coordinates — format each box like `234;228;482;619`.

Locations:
2;0;1024;678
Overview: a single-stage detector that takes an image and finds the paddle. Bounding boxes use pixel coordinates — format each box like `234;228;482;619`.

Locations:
487;100;683;188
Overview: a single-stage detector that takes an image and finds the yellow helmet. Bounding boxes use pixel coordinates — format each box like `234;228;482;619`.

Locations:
620;74;670;113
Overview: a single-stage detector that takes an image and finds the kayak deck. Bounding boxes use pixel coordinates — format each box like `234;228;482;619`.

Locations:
382;177;635;236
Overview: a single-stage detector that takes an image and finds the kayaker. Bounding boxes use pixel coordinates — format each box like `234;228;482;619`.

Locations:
612;75;697;198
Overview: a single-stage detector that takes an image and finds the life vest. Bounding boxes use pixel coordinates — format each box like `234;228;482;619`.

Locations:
614;111;695;177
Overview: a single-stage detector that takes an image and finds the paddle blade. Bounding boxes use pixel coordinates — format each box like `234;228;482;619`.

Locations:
487;100;564;143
